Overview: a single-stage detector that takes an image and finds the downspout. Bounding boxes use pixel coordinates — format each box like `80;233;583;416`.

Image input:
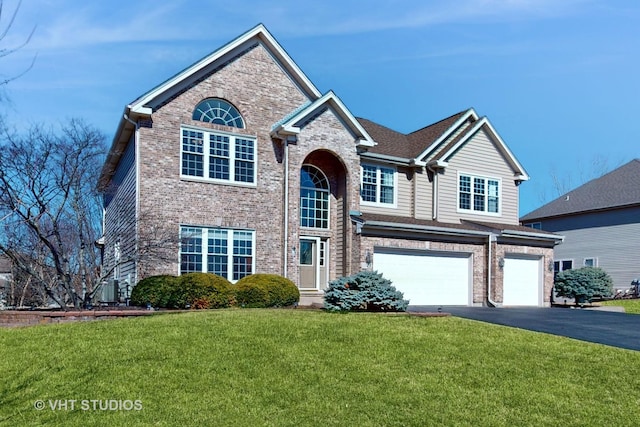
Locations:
283;139;289;278
123;114;139;289
487;233;500;307
427;165;438;220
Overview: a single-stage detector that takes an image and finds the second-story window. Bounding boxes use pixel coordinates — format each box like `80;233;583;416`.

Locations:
180;127;256;185
458;174;500;214
361;164;396;206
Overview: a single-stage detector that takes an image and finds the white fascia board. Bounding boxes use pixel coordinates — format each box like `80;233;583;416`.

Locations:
500;230;565;242
129;24;321;114
276;91;376;147
364;220;491;237
359;152;413;166
481;119;530;181
415;108;478;161
439;117;487;162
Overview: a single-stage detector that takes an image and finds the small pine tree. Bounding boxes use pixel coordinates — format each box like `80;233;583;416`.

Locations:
554;267;613;305
324;270;408;312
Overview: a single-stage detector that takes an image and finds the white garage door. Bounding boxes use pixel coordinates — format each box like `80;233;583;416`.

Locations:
373;249;471;306
503;257;541;306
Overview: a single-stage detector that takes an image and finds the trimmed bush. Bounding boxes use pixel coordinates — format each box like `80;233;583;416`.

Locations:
130;273;233;309
554;267;613;305
324;270;408;312
178;273;234;309
234;274;300;308
130;275;180;308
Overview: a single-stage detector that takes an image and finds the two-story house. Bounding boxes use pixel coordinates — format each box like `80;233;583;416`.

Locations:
522;159;640;291
98;24;561;307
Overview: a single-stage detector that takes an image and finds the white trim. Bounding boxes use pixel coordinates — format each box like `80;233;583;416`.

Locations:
438;117;530;181
456;171;502;217
179;125;257;187
179;225;256;283
130;24;321;114
271;91;375;147
583;257;598;267
415;108;479;161
300;164;331;231
360;163;398;208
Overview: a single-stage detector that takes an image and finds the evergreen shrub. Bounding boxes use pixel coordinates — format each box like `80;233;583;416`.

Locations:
130;275;179;308
554;267;613;305
178;273;234;309
324;270;408;312
234;274;300;308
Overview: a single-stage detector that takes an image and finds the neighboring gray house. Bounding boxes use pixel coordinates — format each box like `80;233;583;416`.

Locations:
521;159;640;290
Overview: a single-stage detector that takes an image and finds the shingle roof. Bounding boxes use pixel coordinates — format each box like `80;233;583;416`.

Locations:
362;213;561;239
521;159;640;221
357;110;468;159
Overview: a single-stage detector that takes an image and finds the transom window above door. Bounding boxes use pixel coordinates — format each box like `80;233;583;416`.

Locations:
300;165;329;229
192;98;245;128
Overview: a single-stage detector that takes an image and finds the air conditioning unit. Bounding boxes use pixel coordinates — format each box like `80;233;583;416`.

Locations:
100;279;119;304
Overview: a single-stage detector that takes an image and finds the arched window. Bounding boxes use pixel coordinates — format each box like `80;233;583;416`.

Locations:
192;98;245;128
300;165;329;229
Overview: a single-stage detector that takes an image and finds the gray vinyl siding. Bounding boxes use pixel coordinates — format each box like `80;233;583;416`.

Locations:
437;128;519;224
424;118;473;163
414;168;433;220
360;165;412;217
538;207;640;289
103;137;137;285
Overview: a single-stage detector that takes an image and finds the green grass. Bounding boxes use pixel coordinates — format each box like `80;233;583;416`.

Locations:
1;310;640;426
600;298;640;314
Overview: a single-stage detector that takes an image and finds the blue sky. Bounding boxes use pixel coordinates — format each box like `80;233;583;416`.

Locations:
1;0;639;216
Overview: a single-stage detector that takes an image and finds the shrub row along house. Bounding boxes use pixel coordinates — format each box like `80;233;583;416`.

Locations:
97;24;562;307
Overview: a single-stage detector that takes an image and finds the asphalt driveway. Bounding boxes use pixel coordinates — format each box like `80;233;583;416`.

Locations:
409;306;640;351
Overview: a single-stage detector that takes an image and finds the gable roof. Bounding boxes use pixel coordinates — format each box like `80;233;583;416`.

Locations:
271;91;375;147
99;24;323;189
357;110;529;181
521;159;640;221
357;110;468;159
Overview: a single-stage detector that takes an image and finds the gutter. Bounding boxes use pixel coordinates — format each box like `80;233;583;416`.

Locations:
359;152;416;166
500;230;565;243
363;220;491;238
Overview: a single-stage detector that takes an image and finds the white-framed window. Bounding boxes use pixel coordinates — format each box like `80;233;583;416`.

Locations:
300;165;330;229
180;226;255;282
583;257;597;267
180;126;256;185
458;173;500;215
360;164;396;206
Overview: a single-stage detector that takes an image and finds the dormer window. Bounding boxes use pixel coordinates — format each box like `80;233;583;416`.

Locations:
193;98;245;129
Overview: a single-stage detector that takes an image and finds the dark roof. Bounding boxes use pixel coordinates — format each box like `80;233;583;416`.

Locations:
521;159;640;221
362;213;561;239
357;110;468;159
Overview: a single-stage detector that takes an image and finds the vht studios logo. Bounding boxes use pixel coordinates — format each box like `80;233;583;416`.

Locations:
34;399;143;411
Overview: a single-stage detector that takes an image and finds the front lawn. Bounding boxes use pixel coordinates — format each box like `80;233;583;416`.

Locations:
600;298;640;314
1;310;639;426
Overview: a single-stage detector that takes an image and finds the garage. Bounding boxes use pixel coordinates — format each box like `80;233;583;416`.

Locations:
502;256;541;306
373;249;472;305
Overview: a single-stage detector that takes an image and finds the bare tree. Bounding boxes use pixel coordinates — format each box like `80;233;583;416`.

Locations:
0;0;36;93
0;119;105;309
538;155;624;204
